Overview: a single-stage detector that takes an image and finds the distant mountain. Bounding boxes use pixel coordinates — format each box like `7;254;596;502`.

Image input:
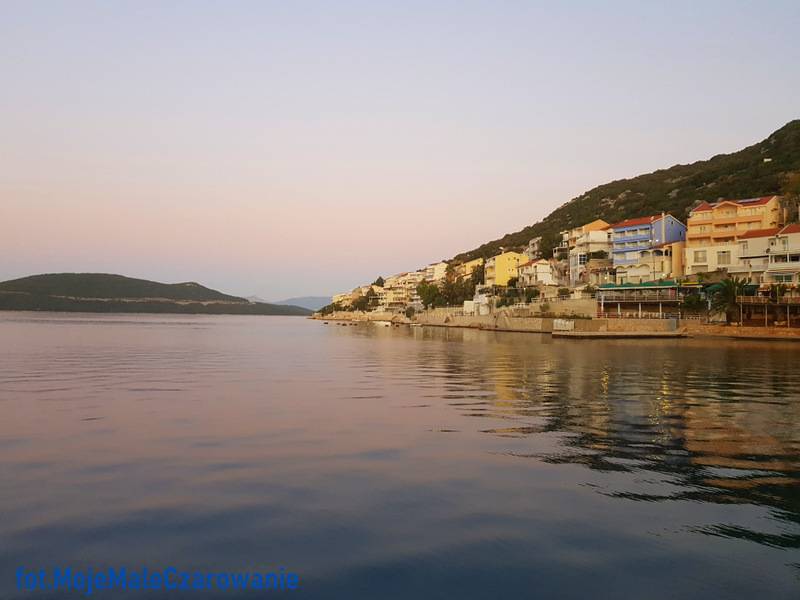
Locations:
272;296;332;311
0;273;312;316
454;119;800;262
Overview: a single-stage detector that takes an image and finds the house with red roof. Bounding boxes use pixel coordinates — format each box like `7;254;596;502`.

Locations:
684;196;783;280
610;213;687;284
737;224;800;285
517;258;555;287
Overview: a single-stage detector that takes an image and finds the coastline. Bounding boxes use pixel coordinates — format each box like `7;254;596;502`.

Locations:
312;310;800;341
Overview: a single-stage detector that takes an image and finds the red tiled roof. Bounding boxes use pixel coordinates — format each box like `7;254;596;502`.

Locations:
696;195;779;211
517;259;548;269
780;223;800;235
738;227;780;239
609;215;659;229
720;196;777;206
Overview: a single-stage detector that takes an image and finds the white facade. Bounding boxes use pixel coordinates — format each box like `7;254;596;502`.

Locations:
569;228;611;286
524;237;543;260
424;261;449;282
738;225;800;284
518;259;555;286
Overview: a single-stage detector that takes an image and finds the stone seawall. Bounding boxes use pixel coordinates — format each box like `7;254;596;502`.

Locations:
415;311;554;333
313;311;409;323
414;312;677;334
313;310;800;340
681;321;800;340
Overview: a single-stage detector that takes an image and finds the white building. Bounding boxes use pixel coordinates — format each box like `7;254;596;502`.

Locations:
424;261;449;283
737;224;800;284
517;259;555;286
524;237;543;260
568;227;612;286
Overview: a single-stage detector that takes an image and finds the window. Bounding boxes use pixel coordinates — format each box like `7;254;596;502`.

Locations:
717;251;731;266
739;241;748;253
579;254;587;265
693;250;707;263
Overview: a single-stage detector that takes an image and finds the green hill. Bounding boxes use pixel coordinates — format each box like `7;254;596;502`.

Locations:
0;273;311;316
453;119;800;262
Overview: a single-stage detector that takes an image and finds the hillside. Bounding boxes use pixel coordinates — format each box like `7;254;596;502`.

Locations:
0;273;311;316
453;120;800;262
273;296;332;311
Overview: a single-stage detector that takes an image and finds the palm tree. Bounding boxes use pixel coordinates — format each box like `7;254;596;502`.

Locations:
710;277;747;324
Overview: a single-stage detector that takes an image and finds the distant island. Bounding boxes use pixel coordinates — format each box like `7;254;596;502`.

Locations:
0;273;312;316
272;296;332;311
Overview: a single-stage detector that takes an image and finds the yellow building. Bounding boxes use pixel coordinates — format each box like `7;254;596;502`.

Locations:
684;196;782;275
485;251;526;287
455;257;484;280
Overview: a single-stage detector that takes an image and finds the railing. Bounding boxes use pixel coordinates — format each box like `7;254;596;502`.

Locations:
599;311;680;320
598;291;679;302
737;296;800;305
737;296;768;304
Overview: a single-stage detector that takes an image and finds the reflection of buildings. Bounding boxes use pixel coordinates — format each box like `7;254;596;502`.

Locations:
418;329;800;535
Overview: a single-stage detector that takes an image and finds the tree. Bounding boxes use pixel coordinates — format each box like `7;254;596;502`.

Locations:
507;276;519;288
319;302;343;316
471;264;485;287
351;294;370;312
416;281;442;309
372;276;385;287
681;293;705;312
710;277;747;323
782;172;800;222
524;288;540;303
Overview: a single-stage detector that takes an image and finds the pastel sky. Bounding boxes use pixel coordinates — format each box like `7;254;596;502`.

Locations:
2;1;799;300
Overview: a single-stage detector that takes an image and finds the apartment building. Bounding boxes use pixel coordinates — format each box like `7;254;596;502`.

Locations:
485;251;526;287
736;224;800;284
568;225;612;286
455;257;484;281
517;259;555;286
684;196;782;277
611;214;686;284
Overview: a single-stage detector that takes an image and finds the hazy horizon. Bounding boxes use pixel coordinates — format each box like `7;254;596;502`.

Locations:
2;1;799;299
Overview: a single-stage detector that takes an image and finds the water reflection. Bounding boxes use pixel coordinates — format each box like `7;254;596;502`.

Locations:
1;314;798;599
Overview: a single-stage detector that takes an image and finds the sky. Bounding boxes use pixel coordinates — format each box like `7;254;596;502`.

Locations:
2;1;799;300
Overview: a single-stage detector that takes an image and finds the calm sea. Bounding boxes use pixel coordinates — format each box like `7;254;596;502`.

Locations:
1;313;798;598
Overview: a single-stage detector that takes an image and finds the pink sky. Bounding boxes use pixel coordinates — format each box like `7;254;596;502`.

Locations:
2;2;799;299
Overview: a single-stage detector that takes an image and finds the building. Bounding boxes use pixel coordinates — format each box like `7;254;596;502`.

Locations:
332;292;353;307
551;220;610;286
736;224;800;284
455;257;484;281
524;236;543;260
517;259;555;286
568;224;612;286
485;251;527;287
765;224;800;284
610;214;686;284
424;261;449;283
684;196;782;277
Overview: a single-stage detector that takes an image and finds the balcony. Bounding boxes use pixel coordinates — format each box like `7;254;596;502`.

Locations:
599;290;680;302
738;295;800;305
612;233;650;243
